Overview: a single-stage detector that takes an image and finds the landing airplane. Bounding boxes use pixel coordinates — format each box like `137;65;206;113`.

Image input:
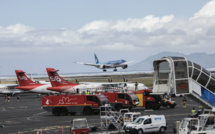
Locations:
75;54;132;72
0;84;24;95
15;70;56;94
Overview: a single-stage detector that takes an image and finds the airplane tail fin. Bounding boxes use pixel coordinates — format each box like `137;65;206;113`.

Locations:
94;53;99;64
15;70;43;86
46;68;78;87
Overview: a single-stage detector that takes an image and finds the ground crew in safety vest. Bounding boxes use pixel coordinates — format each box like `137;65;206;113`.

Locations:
192;108;196;115
86;90;90;95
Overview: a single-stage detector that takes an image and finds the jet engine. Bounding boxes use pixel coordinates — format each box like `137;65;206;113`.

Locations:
122;65;128;69
99;65;106;69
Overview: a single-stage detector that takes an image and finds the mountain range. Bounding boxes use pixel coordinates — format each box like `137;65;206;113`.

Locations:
127;52;215;71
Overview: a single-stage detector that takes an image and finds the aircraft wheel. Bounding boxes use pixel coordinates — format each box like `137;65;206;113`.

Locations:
52;108;61;116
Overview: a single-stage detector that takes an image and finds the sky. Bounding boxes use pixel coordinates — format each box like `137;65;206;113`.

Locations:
0;0;215;75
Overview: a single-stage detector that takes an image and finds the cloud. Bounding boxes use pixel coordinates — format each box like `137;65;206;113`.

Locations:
1;0;215;55
192;0;215;19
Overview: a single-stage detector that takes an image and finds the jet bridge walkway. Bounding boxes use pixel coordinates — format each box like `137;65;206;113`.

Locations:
153;56;215;109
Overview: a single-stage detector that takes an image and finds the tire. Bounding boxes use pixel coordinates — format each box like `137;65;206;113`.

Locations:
170;105;175;108
137;129;143;134
159;127;165;133
108;124;116;130
146;102;154;110
61;108;68;116
52;108;61;116
83;107;93;115
115;104;123;111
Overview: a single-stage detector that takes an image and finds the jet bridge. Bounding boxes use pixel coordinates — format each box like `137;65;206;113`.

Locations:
153;56;215;108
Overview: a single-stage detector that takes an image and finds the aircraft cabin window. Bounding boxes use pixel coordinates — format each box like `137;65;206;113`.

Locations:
206;79;215;92
197;72;209;87
192;68;201;80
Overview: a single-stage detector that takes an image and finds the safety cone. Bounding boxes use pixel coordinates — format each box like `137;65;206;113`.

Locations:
62;126;64;134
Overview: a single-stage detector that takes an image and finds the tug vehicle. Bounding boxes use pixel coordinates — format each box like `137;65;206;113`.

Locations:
42;94;109;116
71;118;89;134
179;114;215;134
99;92;139;111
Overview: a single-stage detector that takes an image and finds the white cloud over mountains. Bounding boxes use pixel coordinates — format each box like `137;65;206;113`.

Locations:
0;0;215;74
1;0;215;54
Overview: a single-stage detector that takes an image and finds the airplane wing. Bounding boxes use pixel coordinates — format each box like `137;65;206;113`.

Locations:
121;60;135;65
75;62;100;67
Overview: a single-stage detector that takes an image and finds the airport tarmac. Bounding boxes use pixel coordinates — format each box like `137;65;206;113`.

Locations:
0;93;208;134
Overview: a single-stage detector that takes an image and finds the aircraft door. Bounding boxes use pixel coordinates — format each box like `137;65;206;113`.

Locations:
153;60;171;93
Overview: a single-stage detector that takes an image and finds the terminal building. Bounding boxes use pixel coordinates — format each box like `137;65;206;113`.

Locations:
153;56;215;109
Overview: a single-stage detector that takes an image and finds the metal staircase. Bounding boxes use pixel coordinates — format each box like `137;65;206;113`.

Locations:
100;105;124;132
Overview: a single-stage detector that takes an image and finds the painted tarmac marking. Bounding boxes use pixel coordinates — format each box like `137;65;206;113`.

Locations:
27;111;47;121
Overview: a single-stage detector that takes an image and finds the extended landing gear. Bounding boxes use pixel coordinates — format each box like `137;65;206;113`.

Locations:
113;68;117;71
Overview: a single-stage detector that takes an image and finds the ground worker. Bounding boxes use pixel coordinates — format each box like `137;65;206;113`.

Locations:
183;97;187;108
192;108;196;115
135;82;138;91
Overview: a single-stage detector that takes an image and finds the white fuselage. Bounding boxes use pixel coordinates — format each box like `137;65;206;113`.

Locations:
0;84;24;95
28;84;56;94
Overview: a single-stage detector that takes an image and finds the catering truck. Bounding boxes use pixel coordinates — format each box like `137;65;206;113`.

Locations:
99;92;139;111
42;94;109;116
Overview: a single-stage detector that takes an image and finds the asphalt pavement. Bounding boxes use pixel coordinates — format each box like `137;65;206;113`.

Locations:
0;93;209;134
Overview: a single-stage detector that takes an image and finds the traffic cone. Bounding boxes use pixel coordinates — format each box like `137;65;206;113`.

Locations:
62;126;64;134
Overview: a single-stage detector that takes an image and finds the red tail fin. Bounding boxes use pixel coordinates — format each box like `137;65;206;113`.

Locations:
46;68;78;87
15;70;44;86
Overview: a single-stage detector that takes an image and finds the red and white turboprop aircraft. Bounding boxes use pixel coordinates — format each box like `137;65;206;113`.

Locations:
46;68;105;93
15;70;56;94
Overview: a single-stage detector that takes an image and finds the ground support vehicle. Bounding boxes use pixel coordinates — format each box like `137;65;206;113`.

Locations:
123;112;141;126
135;89;176;110
179;114;215;134
70;118;89;134
99;92;139;111
42;94;109;116
124;115;167;134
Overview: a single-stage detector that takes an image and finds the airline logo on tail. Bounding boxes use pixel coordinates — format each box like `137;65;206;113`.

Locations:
18;76;27;80
49;76;61;82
